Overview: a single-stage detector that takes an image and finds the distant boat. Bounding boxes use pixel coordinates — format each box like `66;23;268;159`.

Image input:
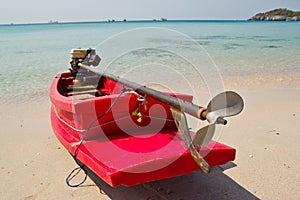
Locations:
161;18;167;21
49;20;59;24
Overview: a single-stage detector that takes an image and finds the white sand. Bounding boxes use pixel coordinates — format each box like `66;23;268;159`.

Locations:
0;81;299;200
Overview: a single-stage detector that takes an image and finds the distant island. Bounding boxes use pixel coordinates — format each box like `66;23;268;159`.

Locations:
249;8;300;21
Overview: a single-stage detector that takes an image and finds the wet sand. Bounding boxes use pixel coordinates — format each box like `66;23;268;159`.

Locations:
0;81;299;200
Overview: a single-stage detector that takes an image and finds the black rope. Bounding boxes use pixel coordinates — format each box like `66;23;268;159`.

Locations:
66;86;127;187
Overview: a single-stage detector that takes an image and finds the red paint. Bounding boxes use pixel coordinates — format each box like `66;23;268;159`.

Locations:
50;72;236;187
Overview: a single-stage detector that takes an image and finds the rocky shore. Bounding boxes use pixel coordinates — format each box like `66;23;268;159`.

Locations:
249;8;300;21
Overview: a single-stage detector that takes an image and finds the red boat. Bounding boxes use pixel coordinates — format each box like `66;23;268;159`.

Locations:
50;49;243;187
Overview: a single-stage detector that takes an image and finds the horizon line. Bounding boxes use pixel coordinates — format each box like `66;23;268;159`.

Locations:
0;19;250;26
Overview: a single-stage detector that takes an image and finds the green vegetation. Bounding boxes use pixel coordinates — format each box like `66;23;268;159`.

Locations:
249;8;300;21
265;8;300;17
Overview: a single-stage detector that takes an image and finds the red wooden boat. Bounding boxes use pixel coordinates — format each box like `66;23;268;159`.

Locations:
50;49;243;187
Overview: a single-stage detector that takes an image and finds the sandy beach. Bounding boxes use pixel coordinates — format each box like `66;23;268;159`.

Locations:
0;79;299;200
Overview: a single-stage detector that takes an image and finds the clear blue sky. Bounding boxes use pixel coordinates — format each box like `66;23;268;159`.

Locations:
1;0;300;24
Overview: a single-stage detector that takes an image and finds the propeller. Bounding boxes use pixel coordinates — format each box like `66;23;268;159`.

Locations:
192;91;244;147
171;91;243;173
192;124;216;148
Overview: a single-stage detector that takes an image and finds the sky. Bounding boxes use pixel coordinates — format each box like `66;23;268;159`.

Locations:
1;0;300;24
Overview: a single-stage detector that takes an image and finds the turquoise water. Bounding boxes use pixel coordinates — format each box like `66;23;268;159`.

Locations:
0;21;299;103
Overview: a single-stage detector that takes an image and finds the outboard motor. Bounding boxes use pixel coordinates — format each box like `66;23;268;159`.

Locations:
69;48;101;74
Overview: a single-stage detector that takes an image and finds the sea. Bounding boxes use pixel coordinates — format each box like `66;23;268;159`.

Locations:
0;20;299;104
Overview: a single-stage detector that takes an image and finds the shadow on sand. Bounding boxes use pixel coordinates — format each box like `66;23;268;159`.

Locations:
83;162;259;200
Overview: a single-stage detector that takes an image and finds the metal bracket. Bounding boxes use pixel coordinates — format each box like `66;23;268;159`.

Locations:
170;108;211;174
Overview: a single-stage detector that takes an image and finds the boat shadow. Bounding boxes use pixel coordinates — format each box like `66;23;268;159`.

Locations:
85;162;259;200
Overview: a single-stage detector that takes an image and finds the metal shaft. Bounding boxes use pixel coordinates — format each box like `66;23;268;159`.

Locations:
79;64;207;120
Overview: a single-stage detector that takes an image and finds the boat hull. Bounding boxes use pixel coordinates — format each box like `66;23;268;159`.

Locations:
50;72;236;187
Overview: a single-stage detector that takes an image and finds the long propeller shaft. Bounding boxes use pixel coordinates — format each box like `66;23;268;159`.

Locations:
79;63;208;121
71;49;244;173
